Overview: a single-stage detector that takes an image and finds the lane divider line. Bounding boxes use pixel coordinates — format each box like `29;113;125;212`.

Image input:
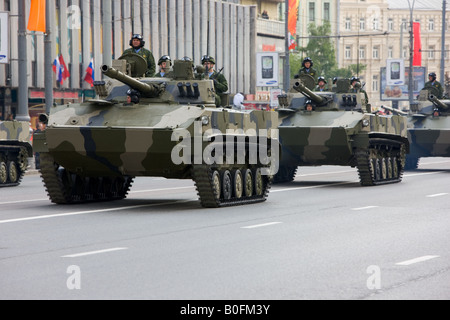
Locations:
395;255;440;266
241;222;282;229
62;247;128;258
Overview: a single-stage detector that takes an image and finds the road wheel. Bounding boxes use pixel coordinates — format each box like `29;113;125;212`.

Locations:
0;161;7;184
222;170;232;200
211;170;221;200
233;170;243;199
254;168;263;196
244;169;253;197
7;161;19;183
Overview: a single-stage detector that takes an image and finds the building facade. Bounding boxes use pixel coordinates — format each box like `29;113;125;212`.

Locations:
338;0;450;108
0;0;265;119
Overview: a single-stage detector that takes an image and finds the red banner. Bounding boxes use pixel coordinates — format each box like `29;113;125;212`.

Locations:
413;22;422;66
288;0;300;50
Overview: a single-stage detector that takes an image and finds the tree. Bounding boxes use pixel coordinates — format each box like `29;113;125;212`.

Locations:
292;22;366;81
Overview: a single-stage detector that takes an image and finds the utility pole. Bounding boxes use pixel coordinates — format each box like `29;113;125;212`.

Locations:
45;0;53;114
284;0;290;93
440;0;447;84
408;0;416;106
16;0;30;122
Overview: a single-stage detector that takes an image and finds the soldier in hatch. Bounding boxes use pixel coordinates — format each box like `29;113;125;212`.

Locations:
122;34;156;77
202;55;228;106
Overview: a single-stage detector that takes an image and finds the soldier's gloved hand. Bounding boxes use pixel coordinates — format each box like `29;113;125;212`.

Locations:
294;75;299;79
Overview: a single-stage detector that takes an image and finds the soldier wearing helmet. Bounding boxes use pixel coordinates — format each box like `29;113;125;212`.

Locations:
122;34;156;77
423;72;443;99
202;55;228;106
297;57;318;78
314;76;327;92
350;76;369;104
154;55;172;78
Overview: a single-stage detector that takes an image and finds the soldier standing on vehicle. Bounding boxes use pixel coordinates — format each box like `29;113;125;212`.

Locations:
122;34;156;77
423;72;444;99
154;55;172;78
315;77;327;92
296;57;318;78
202;55;228;106
350;76;369;104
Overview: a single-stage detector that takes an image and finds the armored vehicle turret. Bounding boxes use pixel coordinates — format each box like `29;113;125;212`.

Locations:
275;75;409;186
0;120;33;187
33;54;278;207
404;89;450;169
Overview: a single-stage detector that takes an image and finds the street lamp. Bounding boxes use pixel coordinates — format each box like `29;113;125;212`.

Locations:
408;0;416;106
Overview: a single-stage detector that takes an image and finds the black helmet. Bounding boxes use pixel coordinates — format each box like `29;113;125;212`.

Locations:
302;57;313;67
429;72;437;80
181;56;192;61
129;34;145;47
126;89;141;104
350;76;359;83
318;76;327;84
158;55;172;66
333;77;338;84
201;55;215;65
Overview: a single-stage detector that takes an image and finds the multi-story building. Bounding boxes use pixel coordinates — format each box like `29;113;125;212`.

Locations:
338;0;450;108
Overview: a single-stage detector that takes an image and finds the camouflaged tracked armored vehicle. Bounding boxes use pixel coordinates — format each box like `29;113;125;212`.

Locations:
33;54;278;207
403;88;450;170
0;120;33;187
274;75;409;186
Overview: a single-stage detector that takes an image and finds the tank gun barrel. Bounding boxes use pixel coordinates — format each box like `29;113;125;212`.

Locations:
293;81;325;104
101;65;163;97
429;95;449;111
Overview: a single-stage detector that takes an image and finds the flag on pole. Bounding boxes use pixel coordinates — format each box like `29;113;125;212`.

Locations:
27;0;46;32
413;22;422;67
59;54;71;84
52;56;62;83
84;59;95;87
288;0;300;50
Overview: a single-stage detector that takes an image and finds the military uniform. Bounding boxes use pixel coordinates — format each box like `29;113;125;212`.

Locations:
208;71;228;94
123;47;156;77
424;80;444;99
298;67;318;78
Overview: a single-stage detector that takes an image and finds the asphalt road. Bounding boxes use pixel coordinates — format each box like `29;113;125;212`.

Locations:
1;158;449;301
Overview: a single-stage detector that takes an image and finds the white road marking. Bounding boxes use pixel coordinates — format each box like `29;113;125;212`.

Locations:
352;206;379;211
62;247;128;258
0;199;197;225
426;193;448;198
395;255;440;266
241;222;282;229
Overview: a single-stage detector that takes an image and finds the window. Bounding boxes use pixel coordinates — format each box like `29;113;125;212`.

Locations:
360;18;365;31
388;18;394;31
445;45;449;60
309;2;315;22
428;19;434;31
373;18;379;31
324;3;330;22
401;19;407;31
345;46;352;59
359;46;366;59
403;47;408;59
345;18;351;31
372;75;379;92
428;46;435;59
388;46;393;59
373;46;380;59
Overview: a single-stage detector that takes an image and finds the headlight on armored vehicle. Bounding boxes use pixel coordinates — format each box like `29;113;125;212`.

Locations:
201;115;210;126
362;119;370;127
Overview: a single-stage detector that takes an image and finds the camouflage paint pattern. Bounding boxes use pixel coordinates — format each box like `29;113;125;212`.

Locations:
34;58;278;179
277;80;409;168
407;92;450;159
0;120;32;143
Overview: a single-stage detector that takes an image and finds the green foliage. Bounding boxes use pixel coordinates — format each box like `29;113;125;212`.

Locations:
292;22;366;81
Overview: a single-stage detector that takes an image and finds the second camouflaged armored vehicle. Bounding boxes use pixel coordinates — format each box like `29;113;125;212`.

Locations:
33;54;278;208
404;89;450;169
0;120;33;187
274;75;409;185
